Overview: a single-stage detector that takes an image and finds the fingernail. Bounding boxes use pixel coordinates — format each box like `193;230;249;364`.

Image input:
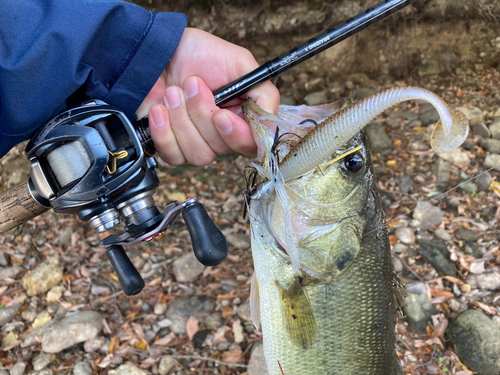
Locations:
151;106;165;127
214;113;233;135
184;77;199;99
165;87;181;109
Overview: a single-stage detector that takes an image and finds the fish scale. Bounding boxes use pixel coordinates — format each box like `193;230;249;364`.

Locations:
250;176;402;375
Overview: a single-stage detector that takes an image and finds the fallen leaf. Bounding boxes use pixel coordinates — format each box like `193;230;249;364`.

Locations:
154;332;176;346
470;261;485;274
430;288;454;299
186;316;199;340
221;348;243;364
1;331;18;346
222;305;233;318
32;312;52;329
443;276;465;286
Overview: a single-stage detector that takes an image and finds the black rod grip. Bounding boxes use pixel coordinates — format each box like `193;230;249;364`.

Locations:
106;245;145;296
182;202;228;266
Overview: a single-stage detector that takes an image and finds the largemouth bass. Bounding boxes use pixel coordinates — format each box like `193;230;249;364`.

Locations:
243;88;468;375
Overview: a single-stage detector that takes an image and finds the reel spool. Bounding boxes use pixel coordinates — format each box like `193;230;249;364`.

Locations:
24;100;228;295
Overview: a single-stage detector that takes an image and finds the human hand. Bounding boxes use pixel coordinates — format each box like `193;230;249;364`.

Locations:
136;28;280;167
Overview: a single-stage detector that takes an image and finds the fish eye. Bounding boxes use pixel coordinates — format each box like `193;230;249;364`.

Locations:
343;154;363;173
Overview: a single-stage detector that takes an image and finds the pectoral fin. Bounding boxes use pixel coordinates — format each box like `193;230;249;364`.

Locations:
250;273;261;330
278;279;316;350
392;271;408;311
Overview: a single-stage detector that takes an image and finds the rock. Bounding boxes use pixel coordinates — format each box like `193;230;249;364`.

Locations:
220;279;238;292
108;364;147;375
353;87;376;101
434;228;452;241
390;110;419;121
154;301;167;315
399;175;413;193
22;258;63;296
447;298;467;314
0;266;22;280
395;227;414;244
392;256;403;273
472;123;491;138
84;336;109;353
279;96;296;106
236;303;252;322
447;310;500;375
464;241;481;258
9;362;27;375
439;149;470;169
419;103;440;126
90;284;111;295
73;361;93;375
490;117;500;139
455;106;484;125
247;341;269;375
165;296;215;335
413;202;444;231
22;308;37;322
0;370;7;375
458;181;477;194
403;293;439;334
479;138;500;154
392;243;407;254
410;140;430;151
418;59;444;77
364;123;393;153
205;312;225;330
156;318;172;328
484;154;500;171
225;233;250;250
42;311;103;353
405;281;427;295
476;172;492;190
33;353;52;371
304;91;327;106
158;356;176;375
454;228;478;242
493;316;500;330
59;227;73;245
46;285;65;302
172;252;204;283
432;159;450;183
0;304;20;326
418;240;457;276
24;321;54;347
0;251;9;267
466;272;500;291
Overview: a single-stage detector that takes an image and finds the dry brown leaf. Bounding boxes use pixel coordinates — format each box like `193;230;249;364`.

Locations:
221;305;233;318
154;332;176;346
430;288;454;299
221;348;243;364
443;276;465;286
186;316;199;340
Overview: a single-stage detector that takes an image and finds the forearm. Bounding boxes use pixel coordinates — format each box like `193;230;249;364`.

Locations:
0;0;187;157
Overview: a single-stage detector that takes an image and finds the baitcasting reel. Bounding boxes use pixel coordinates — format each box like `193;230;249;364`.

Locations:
24;100;227;295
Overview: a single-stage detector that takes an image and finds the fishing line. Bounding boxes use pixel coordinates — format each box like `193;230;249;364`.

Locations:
364;164;500;238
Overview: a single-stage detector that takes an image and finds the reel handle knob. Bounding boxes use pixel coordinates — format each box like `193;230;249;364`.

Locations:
182;202;228;266
106;245;145;296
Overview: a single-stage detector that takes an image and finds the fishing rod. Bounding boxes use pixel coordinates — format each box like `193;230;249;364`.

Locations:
0;0;418;296
213;0;418;106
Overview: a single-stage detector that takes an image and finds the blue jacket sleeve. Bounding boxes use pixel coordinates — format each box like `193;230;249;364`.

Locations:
0;0;187;157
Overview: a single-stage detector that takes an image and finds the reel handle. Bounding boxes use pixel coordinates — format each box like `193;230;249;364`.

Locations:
0;180;49;234
106;245;145;296
182;202;228;266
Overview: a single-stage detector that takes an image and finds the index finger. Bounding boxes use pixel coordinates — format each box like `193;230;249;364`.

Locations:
246;80;280;116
